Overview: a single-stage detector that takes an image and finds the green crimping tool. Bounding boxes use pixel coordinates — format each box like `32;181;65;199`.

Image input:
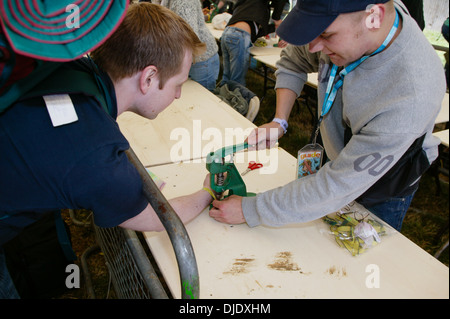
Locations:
206;142;256;200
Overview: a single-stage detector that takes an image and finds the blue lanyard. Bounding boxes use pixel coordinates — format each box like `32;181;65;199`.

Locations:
317;9;400;130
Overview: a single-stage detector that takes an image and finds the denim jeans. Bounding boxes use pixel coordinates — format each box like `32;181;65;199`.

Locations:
364;192;416;232
220;26;252;86
0;248;20;299
189;52;220;92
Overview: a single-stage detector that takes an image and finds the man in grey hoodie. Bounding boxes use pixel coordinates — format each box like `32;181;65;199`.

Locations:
209;0;446;231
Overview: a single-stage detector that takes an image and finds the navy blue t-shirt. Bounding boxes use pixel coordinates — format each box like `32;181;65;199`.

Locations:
0;65;148;245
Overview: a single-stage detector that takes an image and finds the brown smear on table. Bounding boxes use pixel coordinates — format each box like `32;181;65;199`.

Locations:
267;251;301;272
223;258;255;275
223;252;313;276
325;265;347;277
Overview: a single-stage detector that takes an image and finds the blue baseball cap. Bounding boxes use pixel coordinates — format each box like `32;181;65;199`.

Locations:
277;0;390;46
0;0;129;61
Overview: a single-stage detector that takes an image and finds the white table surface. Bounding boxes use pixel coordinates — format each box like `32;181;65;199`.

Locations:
253;54;319;89
250;44;283;57
435;93;449;125
118;80;255;167
252;54;280;69
433;129;449;147
144;149;449;299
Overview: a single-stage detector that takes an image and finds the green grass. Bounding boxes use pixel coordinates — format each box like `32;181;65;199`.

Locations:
245;64;449;266
423;29;449;67
424;29;448;47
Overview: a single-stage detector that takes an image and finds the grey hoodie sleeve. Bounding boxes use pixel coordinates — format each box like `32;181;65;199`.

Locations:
241;131;416;228
275;44;320;96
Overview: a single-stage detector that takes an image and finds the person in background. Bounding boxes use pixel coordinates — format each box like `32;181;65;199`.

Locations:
219;0;288;86
402;0;424;30
216;0;237;14
209;0;446;232
161;0;220;91
442;17;449;88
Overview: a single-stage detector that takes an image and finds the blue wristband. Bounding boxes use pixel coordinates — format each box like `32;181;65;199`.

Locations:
272;118;288;134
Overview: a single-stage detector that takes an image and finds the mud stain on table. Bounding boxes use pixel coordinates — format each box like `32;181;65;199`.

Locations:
223;258;255;275
267;251;301;271
325;265;347;278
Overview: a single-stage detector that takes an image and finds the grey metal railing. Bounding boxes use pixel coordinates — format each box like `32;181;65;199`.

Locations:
124;148;199;299
92;225;169;298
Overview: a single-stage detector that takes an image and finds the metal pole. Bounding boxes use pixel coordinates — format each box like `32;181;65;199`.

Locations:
123;229;169;299
125;148;199;299
80;244;100;299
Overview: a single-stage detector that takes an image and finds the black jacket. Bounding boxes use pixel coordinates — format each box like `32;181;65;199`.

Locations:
227;0;288;42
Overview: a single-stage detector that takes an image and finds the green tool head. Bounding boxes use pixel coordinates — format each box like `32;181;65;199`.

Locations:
206;142;249;197
206;142;249;168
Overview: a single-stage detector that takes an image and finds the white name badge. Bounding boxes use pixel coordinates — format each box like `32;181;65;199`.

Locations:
43;94;78;127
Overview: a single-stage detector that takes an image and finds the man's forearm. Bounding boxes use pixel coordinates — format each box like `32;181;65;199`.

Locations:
119;189;212;232
274;88;297;121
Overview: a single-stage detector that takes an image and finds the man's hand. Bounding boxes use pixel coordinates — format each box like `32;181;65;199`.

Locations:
273;19;283;28
246;122;283;151
209;195;245;224
277;39;288;48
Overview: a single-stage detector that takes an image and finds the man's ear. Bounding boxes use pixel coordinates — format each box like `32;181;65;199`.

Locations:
364;4;386;30
139;65;158;94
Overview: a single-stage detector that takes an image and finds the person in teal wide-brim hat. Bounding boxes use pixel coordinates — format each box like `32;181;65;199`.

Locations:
0;0;129;61
0;0;129;112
